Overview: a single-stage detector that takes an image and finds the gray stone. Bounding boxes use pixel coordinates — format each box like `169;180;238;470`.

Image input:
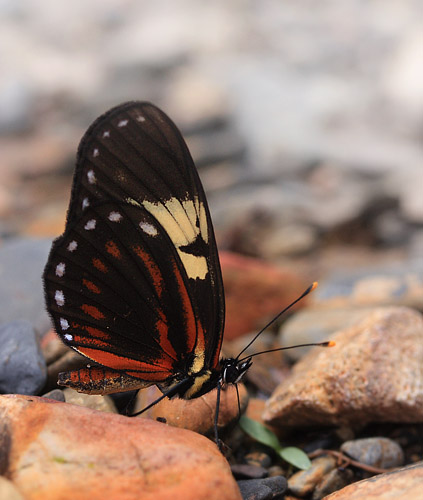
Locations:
341;437;404;469
0;320;47;395
42;389;65;402
237;476;287;500
0;238;52;336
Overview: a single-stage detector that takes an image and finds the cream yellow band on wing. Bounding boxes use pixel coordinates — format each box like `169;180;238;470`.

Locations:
184;370;212;398
142;197;209;280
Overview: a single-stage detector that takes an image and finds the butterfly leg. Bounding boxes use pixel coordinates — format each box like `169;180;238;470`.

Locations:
129;377;192;417
214;380;223;451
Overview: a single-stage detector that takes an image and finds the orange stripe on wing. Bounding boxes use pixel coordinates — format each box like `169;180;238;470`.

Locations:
156;310;177;360
83;279;101;294
72;335;110;349
132;245;179;361
77;347;171;381
81;304;105;320
132;245;163;297
71;322;111;340
171;260;198;354
105;240;121;259
92;258;108;273
83;326;111;340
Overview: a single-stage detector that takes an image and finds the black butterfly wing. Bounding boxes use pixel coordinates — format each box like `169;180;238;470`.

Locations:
44;102;225;388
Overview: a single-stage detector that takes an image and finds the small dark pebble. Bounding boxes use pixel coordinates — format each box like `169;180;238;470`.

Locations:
0;320;47;395
237;476;287;500
244;450;273;468
231;464;268;479
41;389;65;402
267;465;285;477
109;389;139;413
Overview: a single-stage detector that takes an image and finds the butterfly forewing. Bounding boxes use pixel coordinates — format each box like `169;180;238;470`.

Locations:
44;102;225;394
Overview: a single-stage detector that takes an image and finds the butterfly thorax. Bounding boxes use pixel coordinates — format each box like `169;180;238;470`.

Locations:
161;356;253;400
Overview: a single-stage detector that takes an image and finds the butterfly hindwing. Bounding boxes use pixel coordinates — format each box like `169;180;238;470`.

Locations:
43;102;225;394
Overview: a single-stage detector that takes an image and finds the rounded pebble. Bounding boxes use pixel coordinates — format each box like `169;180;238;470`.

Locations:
0;320;47;395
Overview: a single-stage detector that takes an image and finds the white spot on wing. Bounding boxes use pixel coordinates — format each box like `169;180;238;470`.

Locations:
139;221;158;236
118;119;128;127
87;170;96;184
136;115;146;122
60;318;69;330
64;333;73;341
108;211;122;222
82;197;90;210
55;262;65;277
93;148;99;157
102;130;110;138
84;219;96;230
67;241;78;252
55;290;65;306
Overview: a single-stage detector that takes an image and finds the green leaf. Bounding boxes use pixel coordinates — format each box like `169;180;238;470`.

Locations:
239;415;280;450
239;416;311;470
278;447;311;470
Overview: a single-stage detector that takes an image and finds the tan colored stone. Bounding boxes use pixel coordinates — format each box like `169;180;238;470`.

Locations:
264;307;423;427
323;461;423;499
0;394;241;500
288;456;337;497
135;383;248;436
0;477;25;500
40;329;68;364
63;388;117;413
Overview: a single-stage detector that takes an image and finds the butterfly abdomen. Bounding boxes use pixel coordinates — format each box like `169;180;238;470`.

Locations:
58;366;150;395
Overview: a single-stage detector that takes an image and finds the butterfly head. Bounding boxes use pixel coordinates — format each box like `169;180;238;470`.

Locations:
220;357;253;386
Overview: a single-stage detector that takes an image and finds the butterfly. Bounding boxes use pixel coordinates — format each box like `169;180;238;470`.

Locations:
43;102;329;442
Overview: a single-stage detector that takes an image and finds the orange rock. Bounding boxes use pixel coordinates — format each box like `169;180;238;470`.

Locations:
323;461;423;499
0;394;241;500
220;251;309;340
135;383;248;436
263;307;423;427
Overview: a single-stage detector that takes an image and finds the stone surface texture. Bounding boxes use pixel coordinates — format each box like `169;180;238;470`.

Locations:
0;394;241;500
264;307;423;427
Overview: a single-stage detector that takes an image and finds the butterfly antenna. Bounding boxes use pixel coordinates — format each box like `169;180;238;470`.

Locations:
235;383;241;418
237;340;336;363
123;389;141;415
236;282;319;361
214;382;223;451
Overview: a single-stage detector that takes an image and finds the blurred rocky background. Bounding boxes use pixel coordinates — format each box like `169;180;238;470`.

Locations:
1;3;423;498
1;0;422;269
